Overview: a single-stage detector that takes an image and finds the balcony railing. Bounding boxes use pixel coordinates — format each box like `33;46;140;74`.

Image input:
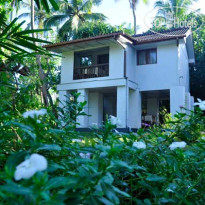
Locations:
73;63;109;80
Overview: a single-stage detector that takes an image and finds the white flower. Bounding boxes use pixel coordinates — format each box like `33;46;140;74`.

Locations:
166;188;174;193
14;153;48;181
133;141;146;149
114;129;119;134
79;153;91;159
194;98;205;111
109;115;121;126
23;109;47;119
169;141;187;150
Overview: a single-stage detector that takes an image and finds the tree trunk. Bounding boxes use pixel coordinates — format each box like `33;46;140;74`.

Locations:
36;55;49;106
132;7;137;35
30;0;49;106
31;0;35;38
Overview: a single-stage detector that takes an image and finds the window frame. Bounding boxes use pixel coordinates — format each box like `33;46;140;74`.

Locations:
137;48;157;65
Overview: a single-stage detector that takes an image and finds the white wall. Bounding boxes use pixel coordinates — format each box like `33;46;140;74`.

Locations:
61;51;74;84
60;43;124;86
126;45;136;82
170;86;186;115
135;44;179;91
178;42;190;92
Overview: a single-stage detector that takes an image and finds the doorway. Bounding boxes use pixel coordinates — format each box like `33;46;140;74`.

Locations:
103;93;117;122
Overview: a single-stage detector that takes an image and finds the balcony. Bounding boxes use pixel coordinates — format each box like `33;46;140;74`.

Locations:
73;63;109;80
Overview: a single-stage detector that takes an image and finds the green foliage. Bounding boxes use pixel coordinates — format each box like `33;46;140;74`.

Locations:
44;0;106;41
1;102;205;204
165;108;205;143
189;13;205;100
73;21;134;40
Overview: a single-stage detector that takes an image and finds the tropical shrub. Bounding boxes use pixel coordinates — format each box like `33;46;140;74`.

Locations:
0;100;205;204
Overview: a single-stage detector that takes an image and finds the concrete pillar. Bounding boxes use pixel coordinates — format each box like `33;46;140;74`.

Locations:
186;92;191;112
129;89;141;128
59;90;69;108
170;86;185;116
191;96;195;111
117;86;128;128
77;89;89;128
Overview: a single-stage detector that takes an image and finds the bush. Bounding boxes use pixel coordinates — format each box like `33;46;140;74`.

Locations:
0;103;205;204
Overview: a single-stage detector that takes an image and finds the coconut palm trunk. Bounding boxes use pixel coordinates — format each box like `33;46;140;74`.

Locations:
129;0;148;35
132;6;137;35
31;0;49;106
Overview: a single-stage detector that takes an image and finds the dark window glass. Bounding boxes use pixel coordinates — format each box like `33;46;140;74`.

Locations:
137;49;157;65
98;54;109;64
80;56;92;67
138;50;146;65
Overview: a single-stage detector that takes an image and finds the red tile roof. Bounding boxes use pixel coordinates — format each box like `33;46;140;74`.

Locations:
132;27;189;43
44;27;190;50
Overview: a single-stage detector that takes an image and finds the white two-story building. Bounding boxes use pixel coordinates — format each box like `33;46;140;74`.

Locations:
45;27;195;131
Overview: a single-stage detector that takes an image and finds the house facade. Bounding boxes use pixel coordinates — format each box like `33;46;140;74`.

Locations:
45;28;195;130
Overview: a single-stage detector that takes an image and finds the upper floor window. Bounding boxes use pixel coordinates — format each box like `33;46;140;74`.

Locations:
137;48;157;65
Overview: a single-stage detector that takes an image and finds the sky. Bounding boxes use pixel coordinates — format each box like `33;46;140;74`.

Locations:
93;0;205;33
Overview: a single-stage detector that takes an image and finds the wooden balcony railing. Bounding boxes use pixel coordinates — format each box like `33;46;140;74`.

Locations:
73;63;109;80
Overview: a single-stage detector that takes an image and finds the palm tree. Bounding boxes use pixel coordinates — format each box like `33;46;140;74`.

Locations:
16;0;55;106
155;0;197;20
129;0;148;35
44;0;106;41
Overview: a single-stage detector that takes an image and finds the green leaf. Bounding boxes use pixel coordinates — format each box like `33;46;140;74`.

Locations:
112;186;130;198
0;182;32;195
11;122;36;140
110;160;133;171
0;18;18;38
14;29;50;36
19;35;51;44
44;177;77;190
48;129;66;134
37;144;61;151
7;20;26;37
98;197;114;205
6;151;27;174
144;199;152;205
101;182;119;204
48;0;59;11
146;174;166;182
158;198;175;203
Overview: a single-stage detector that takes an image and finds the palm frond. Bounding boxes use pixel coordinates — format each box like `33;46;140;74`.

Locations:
17;12;30;20
79;0;93;12
58;18;72;41
44;14;67;28
0;18;51;61
82;13;107;21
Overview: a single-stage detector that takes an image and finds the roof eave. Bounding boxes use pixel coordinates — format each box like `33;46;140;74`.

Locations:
43;32;135;52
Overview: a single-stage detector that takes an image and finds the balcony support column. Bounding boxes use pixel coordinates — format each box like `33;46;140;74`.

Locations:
117;86;129;128
59;90;69;108
76;89;89;128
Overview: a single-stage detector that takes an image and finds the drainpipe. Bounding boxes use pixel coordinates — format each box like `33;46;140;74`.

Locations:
115;37;128;128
